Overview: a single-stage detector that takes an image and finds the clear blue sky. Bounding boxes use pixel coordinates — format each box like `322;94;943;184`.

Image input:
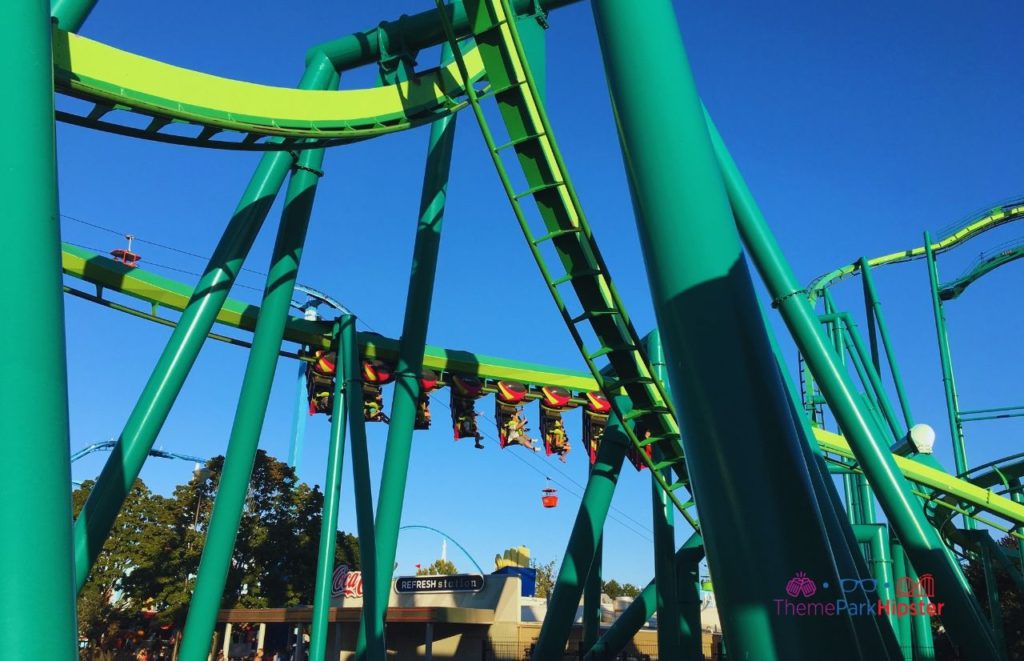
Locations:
58;1;1024;588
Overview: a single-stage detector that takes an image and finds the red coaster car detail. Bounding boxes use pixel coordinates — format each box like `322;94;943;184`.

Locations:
540;386;573;462
415;369;440;431
583;392;611;465
450;375;484;449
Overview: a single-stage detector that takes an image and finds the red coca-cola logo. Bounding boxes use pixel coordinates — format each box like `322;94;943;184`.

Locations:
331;565;364;598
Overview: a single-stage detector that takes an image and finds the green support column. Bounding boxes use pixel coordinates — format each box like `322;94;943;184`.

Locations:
0;1;77;656
1012;479;1024;571
891;537;912;660
359;72;457;661
771;321;900;658
909;564;935;660
178;134;334;661
50;0;99;31
532;399;631;659
854;525;897;641
585;534;704;661
591;2;856;657
645;331;682;659
924;234;968;477
582;536;602;653
705;114;1000;658
343;323;381;659
979;539;1006;655
309;316;356;661
859;259;915;429
676;537;704;661
73;56;338;592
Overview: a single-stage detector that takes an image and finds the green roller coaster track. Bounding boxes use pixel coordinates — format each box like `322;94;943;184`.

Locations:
4;0;1023;658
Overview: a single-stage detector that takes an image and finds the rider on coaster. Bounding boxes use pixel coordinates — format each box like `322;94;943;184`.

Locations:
504;408;539;452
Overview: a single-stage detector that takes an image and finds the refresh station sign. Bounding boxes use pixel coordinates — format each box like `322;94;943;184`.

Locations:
395;574;486;594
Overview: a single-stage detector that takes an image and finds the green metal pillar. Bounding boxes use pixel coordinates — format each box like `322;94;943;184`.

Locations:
979;539;1006;655
73;55;338;592
50;0;98;31
854;525;897;640
309;316;356;661
591;2;855;657
909;564;935;660
891;537;913;660
178;134;333;660
645;331;682;659
343;323;381;660
924;233;968;477
532;399;630;659
772;322;899;658
0;1;77;656
859;259;915;429
705;114;1000;657
1012;479;1024;571
585;534;704;661
358;72;457;661
581;535;602;653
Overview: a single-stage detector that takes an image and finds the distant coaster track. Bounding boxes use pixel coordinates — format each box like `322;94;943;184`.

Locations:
809;196;1024;295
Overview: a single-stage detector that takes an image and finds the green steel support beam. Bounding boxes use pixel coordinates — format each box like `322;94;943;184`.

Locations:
891;537;912;660
1013;479;1024;572
584;534;704;661
909;563;936;660
979;538;1006;655
179;130;332;660
0;1;77;656
859;259;915;429
309;0;579;70
342;317;381;660
532;398;631;659
50;0;98;31
854;525;897;643
359;74;457;661
706;114;1001;658
676;536;704;661
772;314;899;658
309;316;355;661
645;331;682;659
581;536;602;654
925;233;968;477
591;2;855;657
72;55;338;593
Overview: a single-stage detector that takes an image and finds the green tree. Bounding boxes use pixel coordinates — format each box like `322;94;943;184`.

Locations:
418;559;458;576
602;579;622;599
960;536;1023;660
75;451;360;649
620;583;641;598
532;559;556;598
72;479;167;650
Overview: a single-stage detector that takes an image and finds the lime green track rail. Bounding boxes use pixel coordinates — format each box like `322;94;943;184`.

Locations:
60;244;597;393
809;197;1024;295
815;428;1024;541
63;243;1024;543
439;0;698;528
51;28;485;149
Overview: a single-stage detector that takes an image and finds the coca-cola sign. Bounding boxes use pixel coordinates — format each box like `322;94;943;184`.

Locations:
330;564;364;598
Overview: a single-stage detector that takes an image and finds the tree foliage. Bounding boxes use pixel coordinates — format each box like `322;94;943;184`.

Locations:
602;579;641;599
74;451;359;649
531;559;556;598
417;558;458;576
